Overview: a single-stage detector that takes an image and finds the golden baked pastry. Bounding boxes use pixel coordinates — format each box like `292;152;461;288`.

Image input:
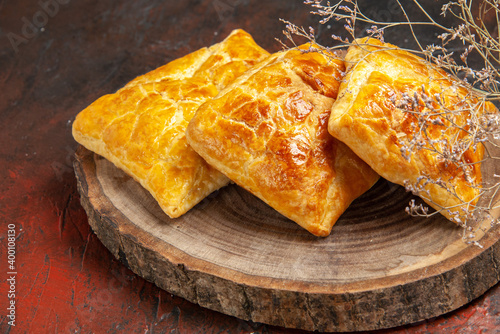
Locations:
186;45;379;236
328;37;497;221
72;29;270;218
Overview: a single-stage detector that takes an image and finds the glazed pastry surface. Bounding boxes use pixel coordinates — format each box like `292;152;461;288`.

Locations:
328;37;497;220
72;29;270;218
186;45;379;236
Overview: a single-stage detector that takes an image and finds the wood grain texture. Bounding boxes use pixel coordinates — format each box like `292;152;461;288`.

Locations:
74;145;500;332
1;0;498;332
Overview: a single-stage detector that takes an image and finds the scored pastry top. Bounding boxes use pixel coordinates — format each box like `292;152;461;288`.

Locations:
328;37;498;220
72;29;270;218
186;44;379;236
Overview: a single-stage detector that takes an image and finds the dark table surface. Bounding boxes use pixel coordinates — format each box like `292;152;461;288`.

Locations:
1;0;499;333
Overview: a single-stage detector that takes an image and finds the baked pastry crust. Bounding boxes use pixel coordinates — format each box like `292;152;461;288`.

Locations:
186;45;379;236
72;29;270;218
328;37;497;220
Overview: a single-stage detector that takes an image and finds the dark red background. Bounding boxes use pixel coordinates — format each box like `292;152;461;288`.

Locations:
0;0;499;333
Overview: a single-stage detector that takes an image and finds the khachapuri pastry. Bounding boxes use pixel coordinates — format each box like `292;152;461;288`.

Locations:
186;44;379;236
328;37;498;221
72;29;270;218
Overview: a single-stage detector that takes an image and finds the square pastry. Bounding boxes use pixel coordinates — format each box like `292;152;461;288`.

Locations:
328;37;497;221
186;45;379;236
72;29;270;218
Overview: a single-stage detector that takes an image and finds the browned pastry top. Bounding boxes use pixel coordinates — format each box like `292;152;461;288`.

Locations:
186;45;379;236
72;29;270;218
328;37;498;220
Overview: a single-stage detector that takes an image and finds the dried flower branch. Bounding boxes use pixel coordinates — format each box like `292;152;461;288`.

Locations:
281;0;500;243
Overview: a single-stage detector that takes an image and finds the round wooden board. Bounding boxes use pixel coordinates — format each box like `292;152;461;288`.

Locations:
73;146;500;332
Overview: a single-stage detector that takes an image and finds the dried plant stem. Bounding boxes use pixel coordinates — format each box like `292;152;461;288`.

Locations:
281;0;500;243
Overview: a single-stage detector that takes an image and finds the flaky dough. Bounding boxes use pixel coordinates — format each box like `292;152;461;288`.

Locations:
328;37;497;221
72;29;270;218
186;45;379;236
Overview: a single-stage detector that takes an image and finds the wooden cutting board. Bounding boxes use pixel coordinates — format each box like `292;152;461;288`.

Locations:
73;145;500;332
